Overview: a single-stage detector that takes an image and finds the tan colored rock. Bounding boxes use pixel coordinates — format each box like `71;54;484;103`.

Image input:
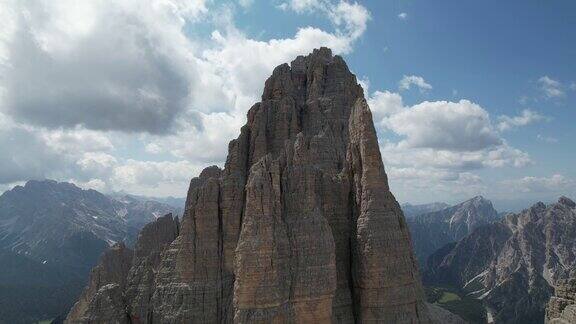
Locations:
546;279;576;324
67;48;431;323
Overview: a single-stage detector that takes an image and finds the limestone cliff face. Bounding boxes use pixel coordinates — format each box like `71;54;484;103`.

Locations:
66;48;431;323
546;279;576;324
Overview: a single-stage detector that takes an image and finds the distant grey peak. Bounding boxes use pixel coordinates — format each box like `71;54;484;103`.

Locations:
559;196;575;208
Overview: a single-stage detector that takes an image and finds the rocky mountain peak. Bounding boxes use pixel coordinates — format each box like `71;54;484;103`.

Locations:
407;196;500;264
66;48;432;323
425;196;576;323
559;196;576;208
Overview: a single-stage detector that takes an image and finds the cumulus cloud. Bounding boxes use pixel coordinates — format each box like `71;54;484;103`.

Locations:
538;76;564;98
0;124;64;183
398;13;408;20
386;100;501;151
497;109;547;131
387;166;486;204
109;160;204;195
0;0;373;196
381;142;530;171
501;174;574;194
367;90;404;122
278;0;323;13
365;89;535;203
278;0;370;41
398;75;432;92
1;0;203;134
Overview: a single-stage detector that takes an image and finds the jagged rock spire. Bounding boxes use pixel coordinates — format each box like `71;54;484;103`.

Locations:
66;48;431;323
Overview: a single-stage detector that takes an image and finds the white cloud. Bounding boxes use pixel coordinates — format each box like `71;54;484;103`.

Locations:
110;160;205;196
386;100;501;151
328;1;370;40
278;0;323;13
278;0;370;41
398;75;432;92
238;0;254;8
570;82;576;91
497;109;547;131
365;89;534;203
387;166;485;204
367;90;404;122
1;0;207;134
381;142;530;171
0;0;372;196
537;134;558;143
398;12;408;20
538;76;564;98
502;174;574;194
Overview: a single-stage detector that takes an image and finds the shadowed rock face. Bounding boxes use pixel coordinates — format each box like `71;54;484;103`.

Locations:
66;242;134;323
65;48;431;323
66;214;179;324
425;197;576;324
408;196;499;265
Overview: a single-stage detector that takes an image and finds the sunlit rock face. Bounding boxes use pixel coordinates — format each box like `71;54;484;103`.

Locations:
65;48;432;324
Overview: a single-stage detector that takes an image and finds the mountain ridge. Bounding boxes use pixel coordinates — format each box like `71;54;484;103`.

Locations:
407;195;500;265
424;196;576;323
0;179;182;323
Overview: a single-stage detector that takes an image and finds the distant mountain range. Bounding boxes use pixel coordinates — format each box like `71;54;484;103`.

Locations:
1;178;572;324
0;180;183;323
405;196;500;266
401;202;450;218
424;196;576;324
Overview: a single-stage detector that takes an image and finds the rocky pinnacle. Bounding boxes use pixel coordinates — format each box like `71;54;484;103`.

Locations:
66;48;431;323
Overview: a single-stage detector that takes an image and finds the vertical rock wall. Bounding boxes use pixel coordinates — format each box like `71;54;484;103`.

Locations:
66;48;431;324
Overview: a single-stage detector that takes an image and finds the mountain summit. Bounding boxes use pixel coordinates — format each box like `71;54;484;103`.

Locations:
66;48;434;323
425;197;576;323
407;195;499;264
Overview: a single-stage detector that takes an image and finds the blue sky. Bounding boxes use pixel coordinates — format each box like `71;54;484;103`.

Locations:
0;0;574;211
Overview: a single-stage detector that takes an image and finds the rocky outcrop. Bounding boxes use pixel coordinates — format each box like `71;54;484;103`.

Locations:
546;279;576;323
66;214;179;324
425;197;576;324
125;213;179;322
66;48;431;323
407;196;499;265
66;243;133;323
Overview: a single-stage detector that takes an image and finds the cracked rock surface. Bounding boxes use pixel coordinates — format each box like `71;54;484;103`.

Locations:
66;48;431;323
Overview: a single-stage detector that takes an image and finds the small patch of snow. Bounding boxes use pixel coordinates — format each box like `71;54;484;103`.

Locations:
486;308;495;323
464;269;488;288
479;289;492;299
42;260;47;264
